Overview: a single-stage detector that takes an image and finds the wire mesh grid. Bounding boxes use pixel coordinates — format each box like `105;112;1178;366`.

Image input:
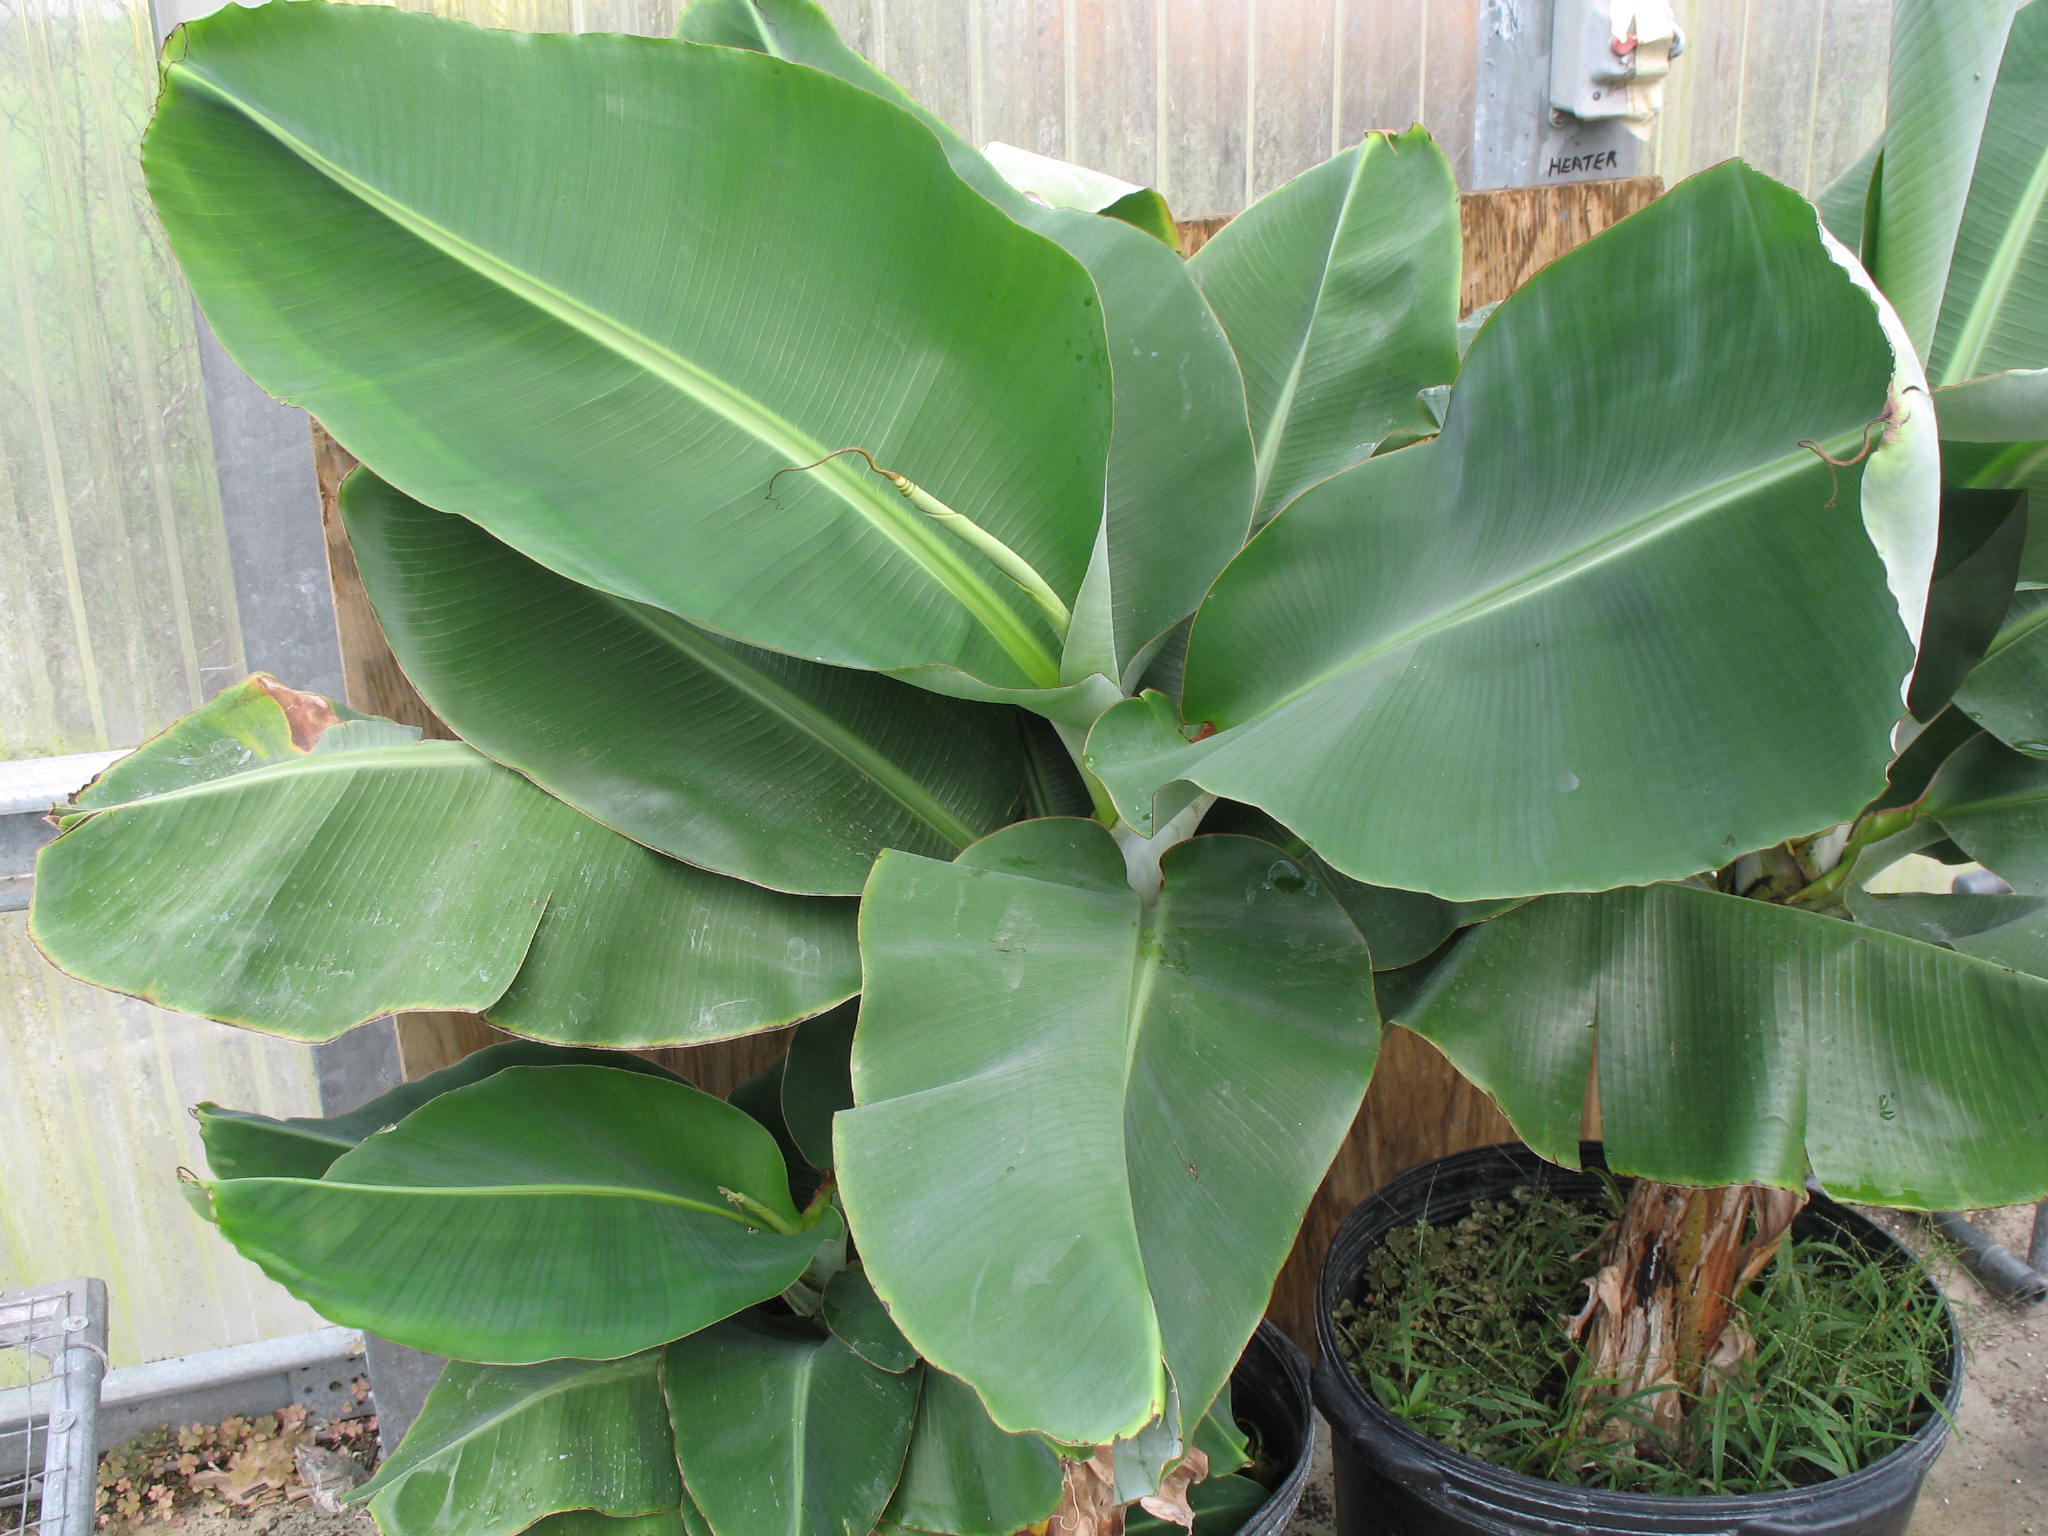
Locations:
0;1280;108;1536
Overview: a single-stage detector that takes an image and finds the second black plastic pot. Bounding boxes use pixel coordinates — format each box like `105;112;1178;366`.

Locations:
1312;1143;1962;1536
1218;1319;1318;1536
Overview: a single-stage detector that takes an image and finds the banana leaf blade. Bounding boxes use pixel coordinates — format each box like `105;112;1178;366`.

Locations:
837;822;1377;1444
355;1353;679;1536
1396;883;2048;1209
195;1067;834;1361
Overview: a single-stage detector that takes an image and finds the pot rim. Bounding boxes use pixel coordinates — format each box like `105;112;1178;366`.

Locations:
1312;1140;1965;1512
1231;1318;1318;1527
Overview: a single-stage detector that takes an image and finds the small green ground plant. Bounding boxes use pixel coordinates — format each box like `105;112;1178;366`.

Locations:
1333;1190;1953;1495
23;0;2048;1531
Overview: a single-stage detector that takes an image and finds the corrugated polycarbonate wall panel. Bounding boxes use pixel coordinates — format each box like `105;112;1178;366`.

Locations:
0;912;325;1366
0;0;245;761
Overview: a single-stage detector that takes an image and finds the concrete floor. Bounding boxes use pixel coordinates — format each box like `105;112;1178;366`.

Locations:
1910;1204;2046;1536
1287;1204;2047;1534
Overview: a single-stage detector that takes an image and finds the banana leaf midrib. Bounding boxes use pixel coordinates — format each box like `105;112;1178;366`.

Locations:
1933;782;2048;816
363;1356;663;1501
784;1345;821;1535
1241;141;1372;507
605;598;986;850
1981;593;2048;659
53;739;497;819
165;55;1061;687
224;1174;776;1226
1206;427;1883;727
1113;885;1172;1421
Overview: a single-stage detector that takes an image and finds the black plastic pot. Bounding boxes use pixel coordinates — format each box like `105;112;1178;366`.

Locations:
1312;1143;1963;1536
1224;1319;1318;1535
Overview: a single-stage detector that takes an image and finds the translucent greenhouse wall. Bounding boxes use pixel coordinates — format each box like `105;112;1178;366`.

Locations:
1;0;1893;1364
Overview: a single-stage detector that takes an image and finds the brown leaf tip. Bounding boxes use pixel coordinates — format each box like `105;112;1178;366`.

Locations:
254;676;342;752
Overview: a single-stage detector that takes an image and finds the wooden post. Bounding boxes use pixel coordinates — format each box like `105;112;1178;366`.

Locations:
316;171;1661;1339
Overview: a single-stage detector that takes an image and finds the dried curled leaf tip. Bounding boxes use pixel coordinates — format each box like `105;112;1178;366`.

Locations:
253;675;342;752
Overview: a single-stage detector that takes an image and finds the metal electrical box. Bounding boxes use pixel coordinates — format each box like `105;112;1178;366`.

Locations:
1550;0;1685;124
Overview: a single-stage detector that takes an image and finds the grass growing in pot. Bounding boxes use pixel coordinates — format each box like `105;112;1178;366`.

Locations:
1332;1187;1953;1495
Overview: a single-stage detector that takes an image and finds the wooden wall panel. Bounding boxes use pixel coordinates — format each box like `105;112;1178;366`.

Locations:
819;1;1868;212
1065;0;1161;188
1455;175;1665;315
980;0;1068;156
1249;0;1337;198
1419;0;1479;187
1337;0;1428;152
1158;2;1251;217
1732;1;1828;190
873;0;978;147
1803;0;1893;196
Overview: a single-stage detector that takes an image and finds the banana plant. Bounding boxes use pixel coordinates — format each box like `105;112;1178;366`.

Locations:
25;0;2048;1524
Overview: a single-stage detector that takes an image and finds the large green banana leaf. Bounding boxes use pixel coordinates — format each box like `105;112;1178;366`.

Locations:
146;1;1110;691
1937;368;2048;441
779;1001;856;1171
664;1316;919;1536
837;822;1377;1444
675;0;1257;687
193;1066;835;1361
343;471;1022;896
1203;803;1521;969
198;1040;679;1181
875;1368;1064;1536
1865;0;2020;357
1048;208;1257;686
1928;1;2048;398
974;138;1162;231
30;681;857;1044
1849;886;2048;978
1879;709;1982;814
820;1267;916;1374
1187;127;1462;526
981;142;1179;249
1816;139;1882;256
1396;883;2048;1209
1954;590;2048;752
1909;488;2029;720
1922;729;2048;887
526;1515;700;1536
672;0;883;67
354;1353;679;1536
1089;163;1936;900
1943;439;2048;580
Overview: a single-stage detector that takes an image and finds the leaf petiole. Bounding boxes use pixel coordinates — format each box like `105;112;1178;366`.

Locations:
773;447;1072;638
718;1185;799;1235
